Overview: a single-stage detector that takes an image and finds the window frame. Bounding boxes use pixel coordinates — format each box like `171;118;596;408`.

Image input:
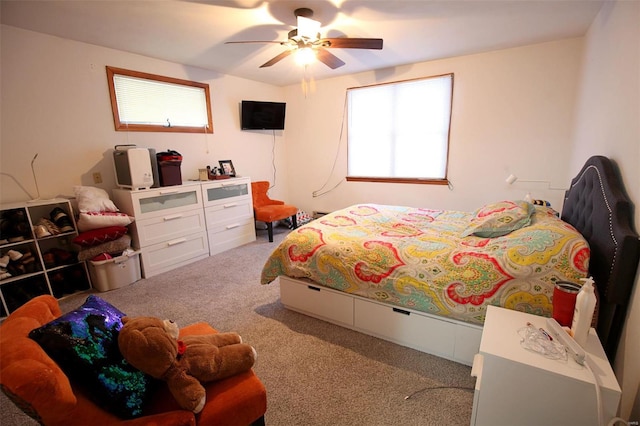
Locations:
345;73;454;185
106;66;214;133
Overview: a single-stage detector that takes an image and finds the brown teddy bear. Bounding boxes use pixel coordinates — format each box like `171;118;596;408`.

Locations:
117;316;256;413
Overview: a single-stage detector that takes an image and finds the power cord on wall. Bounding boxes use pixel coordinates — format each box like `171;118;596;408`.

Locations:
583;355;631;426
270;129;277;189
312;91;347;198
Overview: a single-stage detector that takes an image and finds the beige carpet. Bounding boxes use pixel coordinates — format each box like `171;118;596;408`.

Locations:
1;225;475;425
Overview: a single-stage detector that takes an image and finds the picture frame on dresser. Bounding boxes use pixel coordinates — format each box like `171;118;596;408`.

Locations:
218;160;236;177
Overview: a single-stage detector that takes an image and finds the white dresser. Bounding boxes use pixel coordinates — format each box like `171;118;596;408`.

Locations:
470;305;621;426
113;183;209;278
113;177;256;278
201;177;255;256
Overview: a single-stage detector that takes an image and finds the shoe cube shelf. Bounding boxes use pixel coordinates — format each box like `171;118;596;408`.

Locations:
0;198;91;317
112;177;255;278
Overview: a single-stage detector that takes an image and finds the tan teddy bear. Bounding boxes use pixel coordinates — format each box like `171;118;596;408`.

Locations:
117;316;256;413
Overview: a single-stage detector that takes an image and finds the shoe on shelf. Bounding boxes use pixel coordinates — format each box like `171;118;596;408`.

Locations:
42;252;56;268
7;250;23;261
50;208;74;233
37;218;61;235
0;255;9;268
33;224;52;238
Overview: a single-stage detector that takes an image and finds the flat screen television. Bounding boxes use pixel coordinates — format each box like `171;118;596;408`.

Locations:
241;100;286;130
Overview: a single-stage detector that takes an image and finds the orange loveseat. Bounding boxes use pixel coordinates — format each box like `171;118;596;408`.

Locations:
0;295;267;425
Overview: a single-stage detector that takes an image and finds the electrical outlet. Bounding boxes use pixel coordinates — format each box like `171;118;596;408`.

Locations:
92;172;103;184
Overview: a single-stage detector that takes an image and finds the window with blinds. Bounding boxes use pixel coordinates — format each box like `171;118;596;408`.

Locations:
106;66;213;133
347;74;453;184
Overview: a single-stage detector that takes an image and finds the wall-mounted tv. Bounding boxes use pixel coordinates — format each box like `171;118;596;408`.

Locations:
241;100;286;130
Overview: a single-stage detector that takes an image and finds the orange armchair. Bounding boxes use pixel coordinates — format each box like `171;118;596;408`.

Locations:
0;295;267;426
251;181;297;242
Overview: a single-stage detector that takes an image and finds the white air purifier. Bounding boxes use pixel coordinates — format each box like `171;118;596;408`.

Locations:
113;145;155;190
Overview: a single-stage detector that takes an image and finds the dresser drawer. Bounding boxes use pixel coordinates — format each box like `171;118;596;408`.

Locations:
207;217;255;256
132;209;206;248
113;184;203;220
139;231;209;278
201;178;251;208
204;199;253;226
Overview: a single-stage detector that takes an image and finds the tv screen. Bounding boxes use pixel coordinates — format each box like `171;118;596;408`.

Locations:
241;100;286;130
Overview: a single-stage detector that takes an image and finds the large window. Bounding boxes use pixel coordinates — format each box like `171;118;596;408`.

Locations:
106;66;213;133
347;74;453;184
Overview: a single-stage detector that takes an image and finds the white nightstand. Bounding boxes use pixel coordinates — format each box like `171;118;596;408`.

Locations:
470;306;621;426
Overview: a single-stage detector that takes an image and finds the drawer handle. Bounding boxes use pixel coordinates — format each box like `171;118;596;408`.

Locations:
393;307;410;316
163;214;183;221
307;285;321;292
226;223;240;229
223;203;238;208
167;238;187;246
159;189;180;194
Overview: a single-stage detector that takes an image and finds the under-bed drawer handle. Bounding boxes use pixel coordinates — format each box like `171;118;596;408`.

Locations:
393;307;411;316
307;285;321;292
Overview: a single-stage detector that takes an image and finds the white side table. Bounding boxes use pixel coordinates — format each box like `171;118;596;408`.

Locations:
470;305;621;426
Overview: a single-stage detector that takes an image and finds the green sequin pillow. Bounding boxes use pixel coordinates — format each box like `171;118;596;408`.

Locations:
29;295;158;418
462;200;535;238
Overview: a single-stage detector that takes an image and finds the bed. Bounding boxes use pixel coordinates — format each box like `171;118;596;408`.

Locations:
261;156;639;364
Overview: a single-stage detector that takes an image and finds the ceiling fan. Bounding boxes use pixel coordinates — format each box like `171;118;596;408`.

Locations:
225;8;383;69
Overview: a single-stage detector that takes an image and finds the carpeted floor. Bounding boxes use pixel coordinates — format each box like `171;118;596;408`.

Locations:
1;225;475;425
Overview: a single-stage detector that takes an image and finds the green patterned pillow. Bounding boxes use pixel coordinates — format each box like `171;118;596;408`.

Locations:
462;200;535;238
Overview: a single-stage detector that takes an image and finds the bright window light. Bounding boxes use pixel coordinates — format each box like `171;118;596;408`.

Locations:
107;66;213;133
347;74;453;182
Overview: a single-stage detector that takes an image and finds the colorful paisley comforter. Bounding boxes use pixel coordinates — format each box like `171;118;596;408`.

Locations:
261;204;589;325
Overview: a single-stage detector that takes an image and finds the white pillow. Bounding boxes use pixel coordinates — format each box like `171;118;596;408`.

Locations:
77;212;134;232
74;186;118;213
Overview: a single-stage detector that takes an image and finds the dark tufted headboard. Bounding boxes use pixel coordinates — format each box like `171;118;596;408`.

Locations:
561;155;640;361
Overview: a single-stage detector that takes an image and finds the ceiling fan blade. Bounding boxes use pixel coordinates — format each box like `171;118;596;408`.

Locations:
322;38;383;50
316;48;345;69
260;50;294;68
225;41;284;44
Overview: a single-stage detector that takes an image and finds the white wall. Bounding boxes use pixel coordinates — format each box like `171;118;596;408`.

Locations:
569;0;640;418
282;38;584;214
0;25;289;204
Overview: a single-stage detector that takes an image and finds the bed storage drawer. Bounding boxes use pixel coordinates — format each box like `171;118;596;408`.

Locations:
280;277;354;327
354;299;457;359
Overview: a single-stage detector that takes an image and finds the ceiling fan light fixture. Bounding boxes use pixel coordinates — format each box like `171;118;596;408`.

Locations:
297;15;321;40
295;47;316;66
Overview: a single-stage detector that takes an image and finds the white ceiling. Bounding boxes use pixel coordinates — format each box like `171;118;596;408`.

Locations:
1;0;604;87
